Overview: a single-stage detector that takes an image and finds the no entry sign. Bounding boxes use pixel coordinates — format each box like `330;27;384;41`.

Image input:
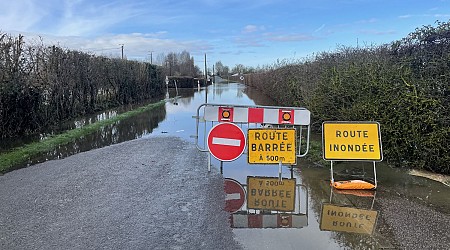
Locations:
207;122;246;161
224;178;246;213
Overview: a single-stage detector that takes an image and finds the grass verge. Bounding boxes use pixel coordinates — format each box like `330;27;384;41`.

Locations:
0;100;166;174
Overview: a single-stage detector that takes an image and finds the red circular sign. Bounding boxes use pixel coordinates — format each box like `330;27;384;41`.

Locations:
207;122;246;161
224;178;246;213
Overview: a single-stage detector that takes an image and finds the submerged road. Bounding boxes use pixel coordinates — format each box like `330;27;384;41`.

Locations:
0;136;241;250
1;135;450;249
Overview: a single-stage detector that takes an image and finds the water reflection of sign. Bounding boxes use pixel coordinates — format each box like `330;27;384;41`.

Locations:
224;178;246;213
231;213;307;228
248;129;296;164
320;204;378;234
322;122;383;161
247;176;296;212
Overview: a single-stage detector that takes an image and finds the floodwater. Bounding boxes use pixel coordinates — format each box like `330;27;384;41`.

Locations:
5;81;449;249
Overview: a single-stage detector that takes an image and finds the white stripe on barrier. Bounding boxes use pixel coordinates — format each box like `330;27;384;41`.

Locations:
204;106;219;121
294;109;311;125
233;107;248;123
263;108;278;124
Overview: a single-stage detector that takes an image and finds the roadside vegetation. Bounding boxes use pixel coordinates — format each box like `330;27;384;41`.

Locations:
237;21;450;175
0;34;165;138
0;100;166;173
0;33;202;173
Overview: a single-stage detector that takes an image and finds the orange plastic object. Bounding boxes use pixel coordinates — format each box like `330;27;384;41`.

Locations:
331;180;376;190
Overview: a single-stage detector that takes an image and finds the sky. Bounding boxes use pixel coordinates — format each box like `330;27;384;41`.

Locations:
1;0;450;69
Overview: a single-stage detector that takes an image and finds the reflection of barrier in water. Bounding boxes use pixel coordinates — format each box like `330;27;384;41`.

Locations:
231;212;307;228
228;177;308;229
319;188;378;234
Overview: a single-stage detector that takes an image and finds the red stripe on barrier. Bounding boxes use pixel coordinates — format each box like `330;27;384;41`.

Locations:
248;214;263;228
248;107;264;123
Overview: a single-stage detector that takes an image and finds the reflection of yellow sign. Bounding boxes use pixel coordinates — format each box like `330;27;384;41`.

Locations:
322;122;382;161
248;129;296;164
320;204;378;234
247;177;296;212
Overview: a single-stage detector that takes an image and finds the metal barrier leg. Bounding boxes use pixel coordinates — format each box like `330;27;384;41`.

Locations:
330;160;335;186
208;153;211;172
373;161;377;189
278;161;282;181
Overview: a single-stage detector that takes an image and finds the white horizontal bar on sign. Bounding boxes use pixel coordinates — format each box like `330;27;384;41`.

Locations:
294;109;311;125
225;193;241;201
212;137;241;147
204;106;219;121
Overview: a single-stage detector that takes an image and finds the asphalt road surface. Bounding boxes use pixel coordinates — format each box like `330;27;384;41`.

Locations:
2;135;450;250
0;136;242;250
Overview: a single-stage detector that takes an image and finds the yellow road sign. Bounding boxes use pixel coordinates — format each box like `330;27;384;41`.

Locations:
247;176;296;212
320;204;378;234
322;122;383;161
248;128;296;164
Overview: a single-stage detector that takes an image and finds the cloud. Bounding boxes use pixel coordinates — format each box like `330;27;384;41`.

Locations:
356;18;378;24
264;33;316;42
0;0;149;37
0;0;44;31
15;32;212;62
53;1;146;36
314;24;326;33
398;13;450;19
242;25;266;34
398;15;412;19
357;29;396;35
234;36;266;48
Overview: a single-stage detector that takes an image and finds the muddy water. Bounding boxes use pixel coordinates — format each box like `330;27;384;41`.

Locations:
4;81;449;249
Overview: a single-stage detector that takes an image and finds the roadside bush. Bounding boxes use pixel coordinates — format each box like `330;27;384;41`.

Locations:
243;21;450;174
0;34;164;138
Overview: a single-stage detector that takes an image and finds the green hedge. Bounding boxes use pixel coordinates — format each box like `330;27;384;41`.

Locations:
0;34;164;138
243;21;450;174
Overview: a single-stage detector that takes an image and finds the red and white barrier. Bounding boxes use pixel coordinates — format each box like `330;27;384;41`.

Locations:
204;105;310;125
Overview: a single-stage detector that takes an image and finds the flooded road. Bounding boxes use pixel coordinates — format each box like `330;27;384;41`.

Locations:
3;81;450;249
151;82;449;249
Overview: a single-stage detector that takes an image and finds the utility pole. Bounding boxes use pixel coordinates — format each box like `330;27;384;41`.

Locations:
204;53;207;103
119;44;124;59
149;51;154;64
